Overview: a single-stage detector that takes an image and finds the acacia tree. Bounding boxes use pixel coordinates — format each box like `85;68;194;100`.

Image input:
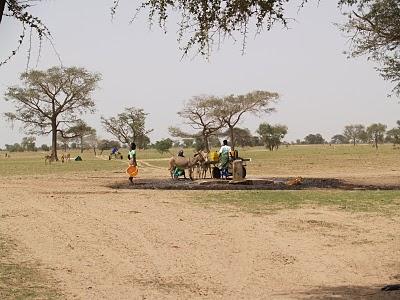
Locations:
304;133;326;144
4;67;101;160
257;123;288;151
343;124;365;146
66;120;96;153
214;91;279;150
101;107;153;148
330;134;349;144
367;123;387;148
171;95;223;152
385;120;400;146
220;127;255;147
21;136;36;151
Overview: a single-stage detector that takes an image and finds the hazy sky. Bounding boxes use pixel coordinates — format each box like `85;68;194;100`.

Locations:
0;0;398;148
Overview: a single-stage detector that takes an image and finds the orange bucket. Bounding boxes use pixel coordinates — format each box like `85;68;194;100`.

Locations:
126;165;138;177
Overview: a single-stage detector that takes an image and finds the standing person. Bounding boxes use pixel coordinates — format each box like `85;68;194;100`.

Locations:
218;140;231;173
128;142;137;184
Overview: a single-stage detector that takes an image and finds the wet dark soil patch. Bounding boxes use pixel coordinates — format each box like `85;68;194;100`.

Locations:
108;177;400;191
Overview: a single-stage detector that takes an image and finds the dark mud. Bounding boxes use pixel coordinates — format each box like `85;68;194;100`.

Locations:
108;177;400;191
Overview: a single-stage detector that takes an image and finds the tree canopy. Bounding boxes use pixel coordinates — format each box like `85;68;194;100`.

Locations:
366;122;387;148
257;123;288;151
304;133;326;144
214;90;279;150
154;138;173;154
340;0;400;96
101;107;153;148
343;124;366;146
4;66;101;160
172;95;222;152
66;120;96;153
2;1;399;95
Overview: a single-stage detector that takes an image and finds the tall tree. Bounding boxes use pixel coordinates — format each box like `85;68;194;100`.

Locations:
173;95;223;152
386;120;400;146
4;67;100;160
154;138;173;154
385;127;400;146
343;124;365;146
101;107;153;148
220;127;255;148
257;123;288;151
330;134;349;144
304;133;326;144
214;91;279;150
366;123;387;148
182;138;194;148
21;136;36;151
84;132;98;155
66;121;96;153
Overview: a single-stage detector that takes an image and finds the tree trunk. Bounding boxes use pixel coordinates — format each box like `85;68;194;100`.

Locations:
80;136;84;153
374;135;378;149
51;120;58;161
0;0;6;24
203;133;210;152
353;137;356;146
229;126;235;150
93;146;96;156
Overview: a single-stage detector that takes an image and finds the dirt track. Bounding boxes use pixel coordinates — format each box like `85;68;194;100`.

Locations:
1;167;400;299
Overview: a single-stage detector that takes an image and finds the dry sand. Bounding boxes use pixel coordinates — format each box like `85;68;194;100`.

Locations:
0;166;399;299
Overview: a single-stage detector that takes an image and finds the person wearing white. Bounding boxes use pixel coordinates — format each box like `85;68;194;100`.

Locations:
219;140;231;170
219;140;231;154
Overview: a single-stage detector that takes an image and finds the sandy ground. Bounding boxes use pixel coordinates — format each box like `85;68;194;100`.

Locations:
1;166;400;299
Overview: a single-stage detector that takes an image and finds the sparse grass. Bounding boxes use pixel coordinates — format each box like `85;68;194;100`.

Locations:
237;144;400;177
0;148;181;177
0;235;61;299
194;190;400;215
0;151;124;177
1;144;400;180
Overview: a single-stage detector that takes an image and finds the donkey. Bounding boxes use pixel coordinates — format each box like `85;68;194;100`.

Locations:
44;154;53;164
195;152;212;179
168;151;206;180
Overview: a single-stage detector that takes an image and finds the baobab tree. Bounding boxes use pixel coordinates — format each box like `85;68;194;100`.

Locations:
4;66;101;160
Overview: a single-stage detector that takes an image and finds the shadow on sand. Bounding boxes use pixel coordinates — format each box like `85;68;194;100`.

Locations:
274;284;400;299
